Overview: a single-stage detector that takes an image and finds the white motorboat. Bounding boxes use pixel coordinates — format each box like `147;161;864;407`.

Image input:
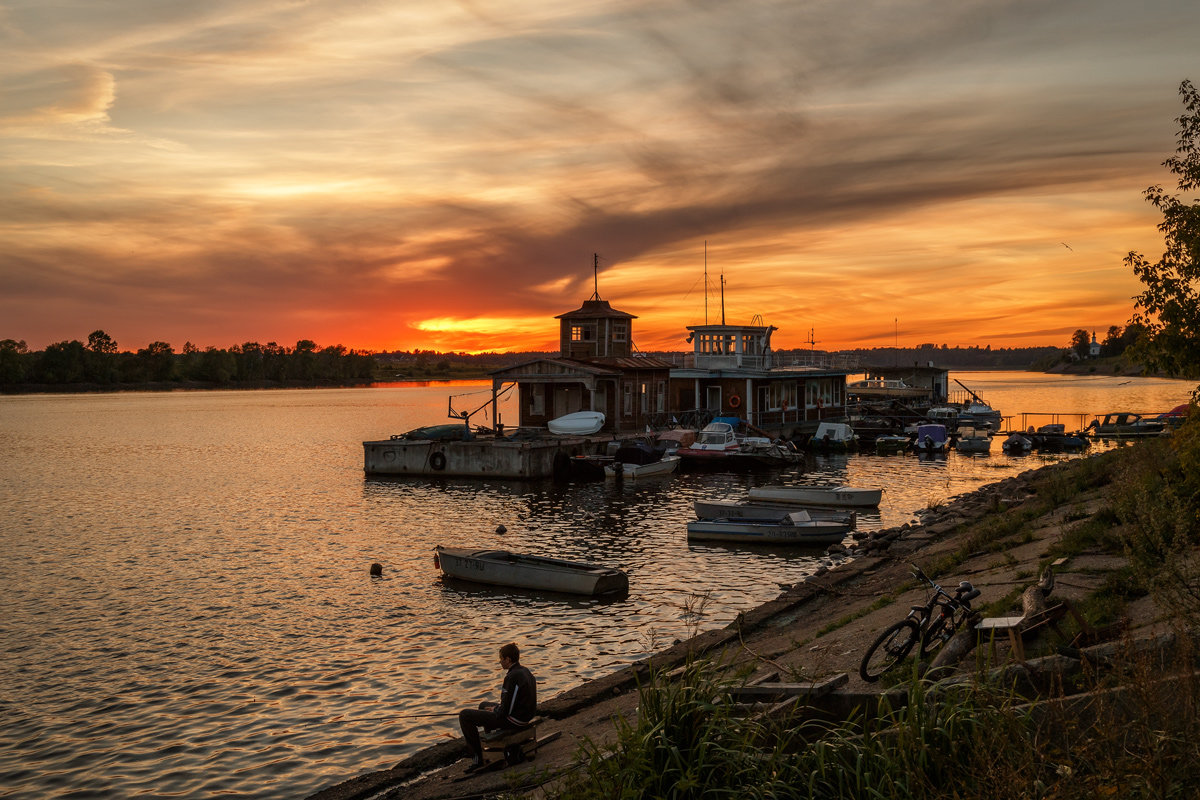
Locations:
693;499;856;528
546;411;605;435
807;421;858;451
604;454;681;479
686;510;850;546
747;485;883;508
434;546;628;596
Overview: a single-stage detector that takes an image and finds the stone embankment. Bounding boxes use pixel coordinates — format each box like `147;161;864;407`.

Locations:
308;449;1176;800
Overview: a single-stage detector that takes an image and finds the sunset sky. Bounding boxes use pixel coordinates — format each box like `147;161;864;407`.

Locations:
2;1;1198;354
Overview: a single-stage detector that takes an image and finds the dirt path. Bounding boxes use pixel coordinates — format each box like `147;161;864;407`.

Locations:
309;450;1169;800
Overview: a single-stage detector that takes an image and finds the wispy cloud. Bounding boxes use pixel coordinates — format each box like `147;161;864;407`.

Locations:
0;0;1195;351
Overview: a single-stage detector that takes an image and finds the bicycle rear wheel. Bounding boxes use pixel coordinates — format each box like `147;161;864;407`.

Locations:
859;619;921;682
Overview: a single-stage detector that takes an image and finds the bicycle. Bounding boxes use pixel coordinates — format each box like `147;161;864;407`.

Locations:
858;563;981;682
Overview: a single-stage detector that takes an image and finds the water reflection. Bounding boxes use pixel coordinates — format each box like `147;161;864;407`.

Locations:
0;374;1192;800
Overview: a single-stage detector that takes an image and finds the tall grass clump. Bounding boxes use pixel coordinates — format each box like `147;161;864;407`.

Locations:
1113;414;1200;625
550;659;803;798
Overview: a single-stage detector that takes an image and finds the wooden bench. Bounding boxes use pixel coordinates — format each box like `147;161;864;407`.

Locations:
480;719;542;766
976;601;1095;663
976;616;1027;663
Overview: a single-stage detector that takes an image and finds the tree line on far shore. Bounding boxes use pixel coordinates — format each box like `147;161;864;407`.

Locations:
0;331;377;387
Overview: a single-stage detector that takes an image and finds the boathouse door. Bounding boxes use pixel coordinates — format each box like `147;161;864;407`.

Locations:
705;385;721;411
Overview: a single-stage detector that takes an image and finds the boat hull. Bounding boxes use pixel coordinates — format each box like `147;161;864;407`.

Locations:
747;485;882;508
604;455;681;479
546;411;605;435
435;547;628;596
693;500;856;528
686;519;848;546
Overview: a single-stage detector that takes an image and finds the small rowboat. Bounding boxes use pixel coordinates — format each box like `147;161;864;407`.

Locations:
604;454;681;479
693;499;856;528
434;546;628;596
747;485;882;508
686;511;849;546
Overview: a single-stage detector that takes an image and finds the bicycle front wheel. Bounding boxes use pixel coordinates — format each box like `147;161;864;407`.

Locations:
920;614;950;659
859;619;921;682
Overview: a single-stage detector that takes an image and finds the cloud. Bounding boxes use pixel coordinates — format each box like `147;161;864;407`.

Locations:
0;0;1195;350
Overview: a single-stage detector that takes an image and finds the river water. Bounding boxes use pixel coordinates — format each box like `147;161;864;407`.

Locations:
0;372;1191;799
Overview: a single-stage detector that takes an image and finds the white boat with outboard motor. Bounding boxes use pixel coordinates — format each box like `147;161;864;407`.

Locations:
434;546;628;596
686;510;850;546
747;485;883;508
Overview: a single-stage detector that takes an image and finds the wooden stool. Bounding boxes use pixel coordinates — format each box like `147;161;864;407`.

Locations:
976;616;1026;663
481;720;539;766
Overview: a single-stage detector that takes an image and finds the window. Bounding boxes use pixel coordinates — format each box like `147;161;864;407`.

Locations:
623;382;633;416
571;325;595;342
530;391;545;416
640;382;649;414
612;321;628;342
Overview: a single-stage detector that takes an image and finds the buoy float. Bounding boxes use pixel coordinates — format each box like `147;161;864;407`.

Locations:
370;562;383;577
496;524;507;534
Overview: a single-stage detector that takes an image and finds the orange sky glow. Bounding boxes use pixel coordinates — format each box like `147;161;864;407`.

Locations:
2;1;1198;354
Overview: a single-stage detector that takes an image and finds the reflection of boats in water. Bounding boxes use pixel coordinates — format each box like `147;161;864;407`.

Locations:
1086;412;1165;438
434;546;629;596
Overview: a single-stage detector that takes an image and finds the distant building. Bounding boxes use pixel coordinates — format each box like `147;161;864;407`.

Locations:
1089;331;1101;358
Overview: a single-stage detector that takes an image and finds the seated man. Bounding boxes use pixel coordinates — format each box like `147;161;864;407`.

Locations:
458;642;537;770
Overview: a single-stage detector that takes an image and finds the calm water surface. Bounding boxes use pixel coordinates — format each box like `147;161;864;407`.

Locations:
0;372;1191;798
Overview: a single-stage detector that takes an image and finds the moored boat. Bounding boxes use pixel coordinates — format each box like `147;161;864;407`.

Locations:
747;485;883;508
953;426;992;454
694;499;856;528
434;546;629;596
686;510;850;546
1085;412;1165;438
874;433;911;454
546;411;606;435
807;421;858;452
912;423;948;452
605;454;681;479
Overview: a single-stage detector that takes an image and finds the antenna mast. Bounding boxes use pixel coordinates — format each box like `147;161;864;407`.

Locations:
720;274;726;325
704;242;708;325
590;253;601;300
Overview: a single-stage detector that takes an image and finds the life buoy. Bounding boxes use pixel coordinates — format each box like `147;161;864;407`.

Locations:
430;451;447;470
729;395;741;409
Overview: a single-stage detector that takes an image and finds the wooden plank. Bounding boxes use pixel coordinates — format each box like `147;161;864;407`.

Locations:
729;673;848;701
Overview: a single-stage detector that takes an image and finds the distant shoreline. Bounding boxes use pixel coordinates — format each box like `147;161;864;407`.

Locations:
3;364;1185;396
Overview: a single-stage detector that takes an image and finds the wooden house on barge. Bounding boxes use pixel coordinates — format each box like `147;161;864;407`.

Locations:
488;295;672;434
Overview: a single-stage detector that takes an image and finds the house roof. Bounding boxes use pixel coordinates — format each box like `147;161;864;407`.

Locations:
488;357;622;378
554;299;636;320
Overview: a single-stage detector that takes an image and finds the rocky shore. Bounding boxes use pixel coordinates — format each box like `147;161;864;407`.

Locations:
308;447;1174;800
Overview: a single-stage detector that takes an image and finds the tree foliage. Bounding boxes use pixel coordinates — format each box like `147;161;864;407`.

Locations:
0;333;377;388
1128;80;1200;383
